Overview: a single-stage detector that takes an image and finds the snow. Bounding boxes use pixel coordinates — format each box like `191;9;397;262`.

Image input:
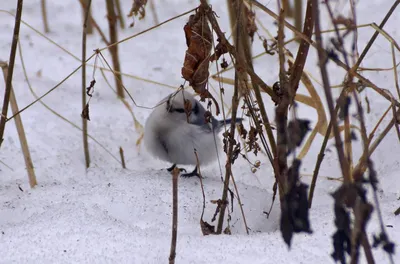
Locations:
0;0;399;263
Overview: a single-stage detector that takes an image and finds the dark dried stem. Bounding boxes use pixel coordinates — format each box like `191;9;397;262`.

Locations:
0;0;23;147
274;6;289;194
41;0;50;33
119;146;126;169
169;168;179;264
249;0;400;108
312;0;350;183
216;0;242;234
352;0;400;70
114;0;125;29
105;0;125;98
289;0;314;104
1;62;37;188
200;0;278;169
78;0;109;43
82;0;92;169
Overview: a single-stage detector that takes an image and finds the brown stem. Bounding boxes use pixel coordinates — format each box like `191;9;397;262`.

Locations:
352;0;400;70
0;0;23;147
289;0;314;104
249;0;400;108
82;0;93;34
114;0;125;29
275;6;289;195
41;0;50;33
1;62;37;188
105;0;125;98
119;146;126;169
312;0;350;183
216;0;242;234
82;0;92;169
78;0;109;44
169;168;179;264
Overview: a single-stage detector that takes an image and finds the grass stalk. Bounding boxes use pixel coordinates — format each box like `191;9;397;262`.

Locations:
105;0;125;98
82;0;92;169
0;62;37;188
40;0;50;33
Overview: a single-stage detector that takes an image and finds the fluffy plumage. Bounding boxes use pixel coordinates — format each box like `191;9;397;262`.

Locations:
144;90;241;167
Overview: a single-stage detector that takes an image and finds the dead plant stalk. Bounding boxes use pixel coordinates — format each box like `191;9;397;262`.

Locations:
0;0;23;147
82;0;92;169
216;0;243;234
105;0;124;98
1;62;37;188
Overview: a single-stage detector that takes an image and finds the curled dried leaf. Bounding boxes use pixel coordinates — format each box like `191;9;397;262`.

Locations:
181;7;220;115
81;103;90;121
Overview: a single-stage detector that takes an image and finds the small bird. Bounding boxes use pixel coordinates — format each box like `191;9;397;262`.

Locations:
144;90;242;177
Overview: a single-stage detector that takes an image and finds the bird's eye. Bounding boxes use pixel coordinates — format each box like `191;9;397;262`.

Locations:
192;103;199;115
174;108;185;113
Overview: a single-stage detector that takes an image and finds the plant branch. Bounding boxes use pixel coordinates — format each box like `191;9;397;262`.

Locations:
82;0;92;169
0;0;23;147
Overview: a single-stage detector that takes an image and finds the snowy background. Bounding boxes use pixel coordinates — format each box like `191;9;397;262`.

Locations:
0;0;399;263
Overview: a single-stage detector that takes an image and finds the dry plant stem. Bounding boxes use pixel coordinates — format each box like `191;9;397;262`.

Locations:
1;62;37;188
249;0;400;108
344;112;352;171
100;7;196;52
82;0;93;34
275;7;289;194
119;146;126;168
114;0;125;29
17;42;123;165
200;0;278;161
0;0;23;147
289;0;314;103
312;0;350;183
392;43;400;100
353;0;400;70
40;0;50;33
105;0;124;98
216;0;243;234
78;0;108;43
82;0;92;169
294;0;303;34
169;168;179;264
7;7;194;121
308;95;344;208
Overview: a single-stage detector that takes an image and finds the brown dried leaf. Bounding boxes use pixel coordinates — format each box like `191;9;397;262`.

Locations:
182;7;218;113
200;219;216;235
81;103;90;121
245;8;257;42
128;0;147;19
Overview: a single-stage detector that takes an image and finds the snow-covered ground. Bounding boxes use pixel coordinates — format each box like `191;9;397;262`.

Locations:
0;0;399;263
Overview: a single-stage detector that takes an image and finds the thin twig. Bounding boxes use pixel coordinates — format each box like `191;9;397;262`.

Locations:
82;0;92;169
312;0;350;183
40;0;50;33
114;0;125;29
105;0;124;98
169;167;179;264
119;146;126;169
17;41;123;165
352;0;400;70
78;0;108;42
0;0;23;147
216;0;242;234
0;62;37;188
